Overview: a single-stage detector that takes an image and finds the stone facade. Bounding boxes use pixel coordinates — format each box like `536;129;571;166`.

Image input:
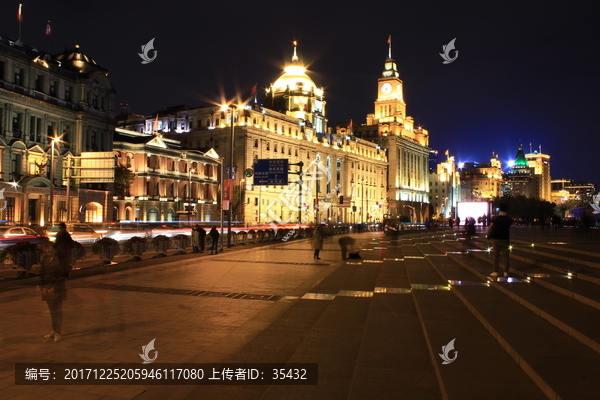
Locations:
113;128;219;223
0;34;114;226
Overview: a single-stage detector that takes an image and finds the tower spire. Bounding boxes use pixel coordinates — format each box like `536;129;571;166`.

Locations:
292;40;299;62
387;35;392;59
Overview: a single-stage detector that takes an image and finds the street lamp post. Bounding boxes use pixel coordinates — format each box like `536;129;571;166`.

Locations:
188;166;195;225
358;179;366;224
49;137;59;224
227;105;236;248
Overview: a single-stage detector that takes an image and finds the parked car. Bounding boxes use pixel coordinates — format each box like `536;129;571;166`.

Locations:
47;223;102;244
0;226;49;249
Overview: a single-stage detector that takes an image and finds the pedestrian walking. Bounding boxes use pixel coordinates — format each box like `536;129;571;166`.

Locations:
38;242;68;342
209;226;219;254
487;203;512;279
55;222;75;273
197;226;206;253
338;236;355;260
312;225;324;259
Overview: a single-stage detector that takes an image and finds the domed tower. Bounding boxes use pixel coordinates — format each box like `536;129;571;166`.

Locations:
53;44;115;119
264;42;327;134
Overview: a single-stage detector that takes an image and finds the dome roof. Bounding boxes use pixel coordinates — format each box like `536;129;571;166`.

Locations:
54;44;98;65
53;44;106;74
271;44;318;93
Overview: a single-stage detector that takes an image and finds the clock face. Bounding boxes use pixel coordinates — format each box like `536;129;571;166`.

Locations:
381;83;392;95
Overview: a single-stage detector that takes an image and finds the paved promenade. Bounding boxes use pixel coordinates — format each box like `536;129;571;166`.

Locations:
0;226;599;399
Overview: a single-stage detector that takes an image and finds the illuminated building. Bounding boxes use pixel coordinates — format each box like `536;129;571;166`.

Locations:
0;34;115;225
353;46;430;221
119;44;387;225
459;156;503;201
525;149;551;202
112;128;219;222
429;154;460;218
503;144;552;201
551;179;595;203
502;144;532;197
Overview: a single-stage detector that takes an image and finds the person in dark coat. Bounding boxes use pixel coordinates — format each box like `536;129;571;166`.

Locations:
487;204;513;278
54;222;75;274
197;226;206;253
38;242;67;342
209;226;219;254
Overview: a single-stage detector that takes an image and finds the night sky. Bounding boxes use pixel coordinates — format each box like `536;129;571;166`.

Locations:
2;0;598;185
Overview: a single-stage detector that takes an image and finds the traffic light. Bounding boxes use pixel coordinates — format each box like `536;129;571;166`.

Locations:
244;168;254;178
339;195;344;204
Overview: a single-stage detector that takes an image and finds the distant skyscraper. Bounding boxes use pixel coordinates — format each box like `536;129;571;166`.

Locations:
503;144;551;201
503;144;532;197
525;149;551;201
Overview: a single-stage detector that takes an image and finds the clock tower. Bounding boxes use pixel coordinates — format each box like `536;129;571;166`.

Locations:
374;51;406;124
354;37;431;222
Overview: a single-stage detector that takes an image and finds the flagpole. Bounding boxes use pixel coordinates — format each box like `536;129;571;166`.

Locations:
45;21;51;60
388;35;392;59
17;4;23;45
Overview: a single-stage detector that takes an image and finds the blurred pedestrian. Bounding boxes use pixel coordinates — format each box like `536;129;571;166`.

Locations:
192;225;206;253
465;217;476;243
209;226;219;254
338;236;355;260
487;203;512;279
38;242;67;342
55;222;75;274
197;226;206;253
313;225;323;259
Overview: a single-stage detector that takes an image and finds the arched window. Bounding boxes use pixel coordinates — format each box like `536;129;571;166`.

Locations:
85;202;103;223
148;207;159;222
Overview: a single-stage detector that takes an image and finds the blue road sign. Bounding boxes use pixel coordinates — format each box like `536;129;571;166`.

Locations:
254;159;289;185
